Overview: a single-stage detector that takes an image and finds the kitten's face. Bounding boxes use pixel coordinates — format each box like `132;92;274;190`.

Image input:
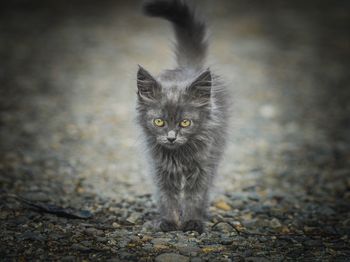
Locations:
137;66;212;149
144;104;201;148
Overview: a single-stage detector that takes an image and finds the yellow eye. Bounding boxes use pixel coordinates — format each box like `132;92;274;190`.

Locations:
180;119;191;128
153;118;165;127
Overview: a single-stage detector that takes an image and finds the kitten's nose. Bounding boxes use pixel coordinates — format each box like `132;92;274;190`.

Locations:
167;130;176;143
167;137;176;143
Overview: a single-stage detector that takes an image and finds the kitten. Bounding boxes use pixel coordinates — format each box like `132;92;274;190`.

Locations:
136;0;229;233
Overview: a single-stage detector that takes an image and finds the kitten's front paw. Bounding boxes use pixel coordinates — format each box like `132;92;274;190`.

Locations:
159;219;178;232
182;220;204;233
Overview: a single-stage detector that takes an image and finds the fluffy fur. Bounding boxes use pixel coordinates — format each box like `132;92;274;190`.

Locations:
136;0;229;233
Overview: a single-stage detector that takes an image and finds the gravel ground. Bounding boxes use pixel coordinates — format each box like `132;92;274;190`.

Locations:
1;0;350;261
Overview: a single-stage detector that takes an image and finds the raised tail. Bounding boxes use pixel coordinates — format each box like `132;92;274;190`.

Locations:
143;0;208;70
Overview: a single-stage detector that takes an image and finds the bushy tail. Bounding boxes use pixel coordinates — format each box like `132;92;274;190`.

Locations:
143;0;207;70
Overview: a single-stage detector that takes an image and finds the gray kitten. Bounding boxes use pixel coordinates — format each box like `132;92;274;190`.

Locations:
136;0;229;233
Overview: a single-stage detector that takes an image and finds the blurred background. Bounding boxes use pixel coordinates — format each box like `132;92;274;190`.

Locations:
0;0;349;259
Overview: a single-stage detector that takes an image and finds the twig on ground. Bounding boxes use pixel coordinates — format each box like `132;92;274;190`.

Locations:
211;221;340;239
3;193;93;219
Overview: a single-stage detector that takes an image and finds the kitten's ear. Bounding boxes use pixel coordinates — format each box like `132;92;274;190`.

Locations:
186;69;212;104
137;65;161;101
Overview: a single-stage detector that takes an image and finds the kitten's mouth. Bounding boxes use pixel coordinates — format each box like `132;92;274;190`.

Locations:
162;142;178;149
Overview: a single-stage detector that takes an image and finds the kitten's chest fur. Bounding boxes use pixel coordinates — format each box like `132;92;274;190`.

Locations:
156;149;200;173
152;147;208;191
